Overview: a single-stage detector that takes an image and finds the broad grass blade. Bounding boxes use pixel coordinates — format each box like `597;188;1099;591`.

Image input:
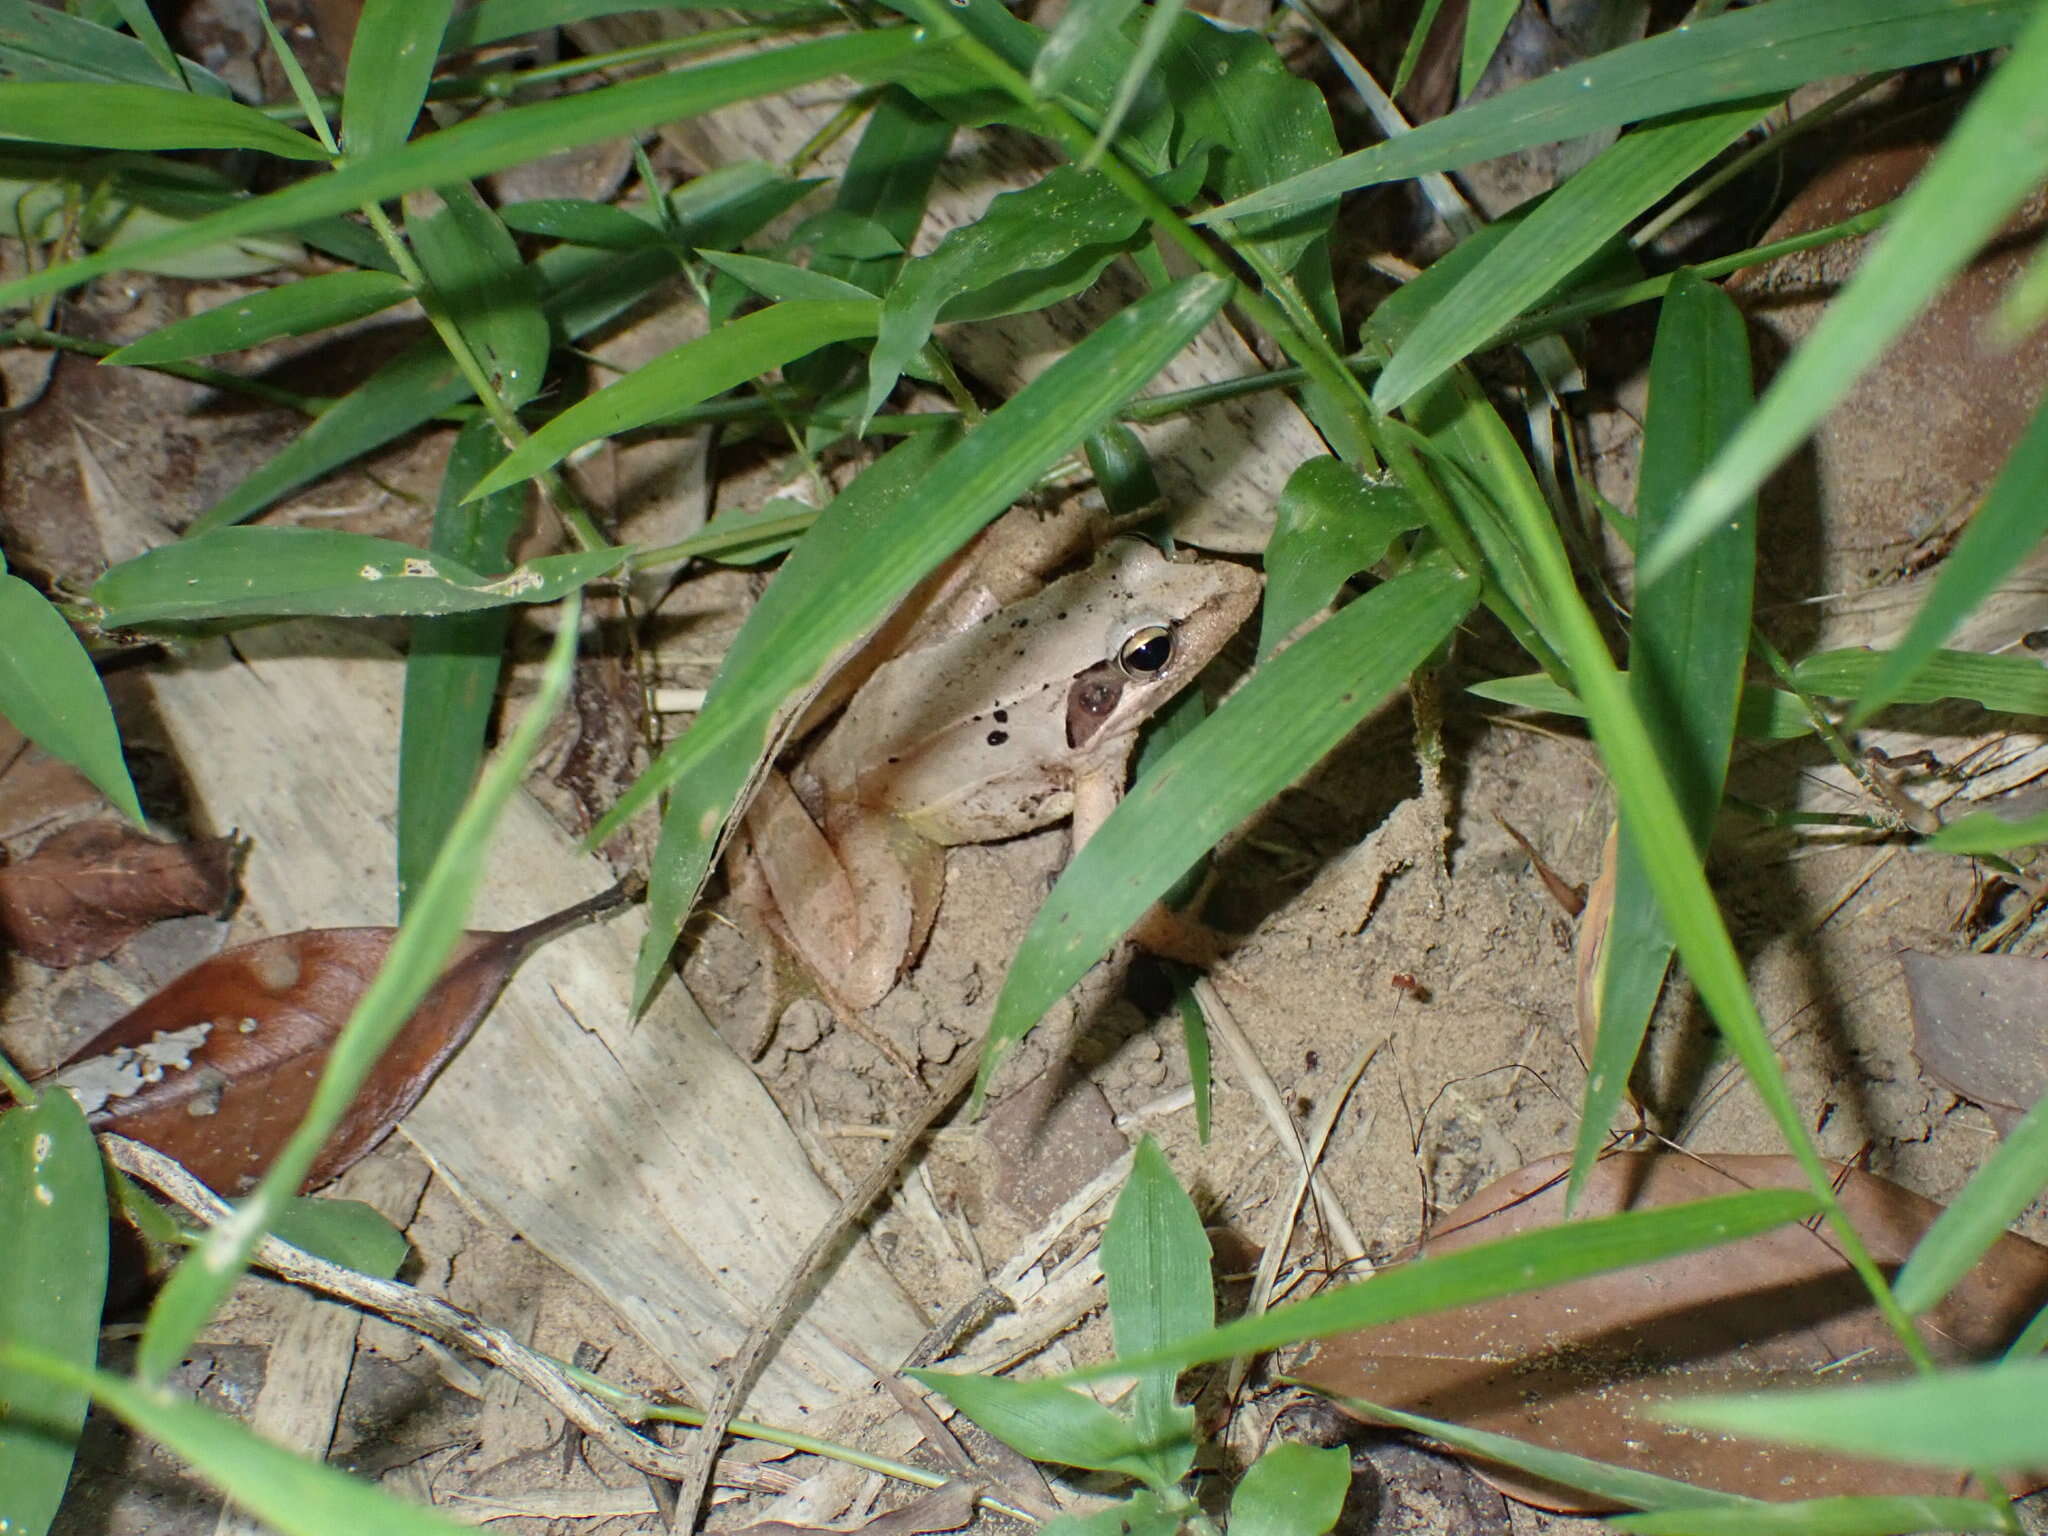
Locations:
1895;1087;2048;1316
0;82;324;158
0;1088;108;1536
341;0;455;162
1100;1137;1207;1484
1226;1443;1351;1536
103;270;412;365
0;568;144;824
1374;98;1770;410
981;559;1474;1087
1203;0;2036;225
0;29;922;311
1642;1;2048;582
0;0;233;93
407;182;549;409
1573;271;1753;1210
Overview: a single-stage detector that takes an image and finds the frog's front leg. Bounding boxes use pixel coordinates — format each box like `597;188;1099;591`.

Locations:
1069;758;1228;968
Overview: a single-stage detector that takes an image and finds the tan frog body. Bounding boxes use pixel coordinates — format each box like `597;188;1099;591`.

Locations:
734;525;1260;1021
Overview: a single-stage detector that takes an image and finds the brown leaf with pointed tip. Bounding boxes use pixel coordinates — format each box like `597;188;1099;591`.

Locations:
0;821;236;966
1296;1151;2048;1511
32;887;624;1196
1903;950;2048;1138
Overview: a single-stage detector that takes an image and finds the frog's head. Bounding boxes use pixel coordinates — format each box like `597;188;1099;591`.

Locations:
1064;541;1261;752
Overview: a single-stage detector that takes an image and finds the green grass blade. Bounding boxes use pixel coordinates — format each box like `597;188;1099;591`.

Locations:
442;0;819;52
0;29;922;311
341;0;454;161
1202;0;2035;225
136;594;583;1382
1059;1187;1819;1379
471;298;882;497
1573;271;1754;1210
0;570;143;824
398;419;525;914
0;0;233;94
0;1089;109;1536
1082;0;1187;170
1374;98;1770;410
1642;1;2048;582
1930;806;2048;856
1894;1086;2048;1317
812;84;950;297
0;81;324;158
0;1348;470;1536
1612;1495;2017;1536
1324;1399;1753;1514
1226;1443;1351;1536
407;182;549;409
1848;392;2048;728
1033;0;1141;98
93;528;625;625
1258;458;1422;661
1460;0;1518;99
105;0;189;90
904;1371;1178;1483
625;274;1233;1007
268;1197;409;1279
980;559;1475;1088
102;270;413;365
499;196;671;249
1101;1138;1207;1483
1791;648;2048;715
1659;1359;2048;1471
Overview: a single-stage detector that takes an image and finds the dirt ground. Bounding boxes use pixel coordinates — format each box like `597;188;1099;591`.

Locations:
4;22;2048;1536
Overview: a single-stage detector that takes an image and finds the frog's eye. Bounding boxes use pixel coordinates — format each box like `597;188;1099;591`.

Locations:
1117;622;1174;679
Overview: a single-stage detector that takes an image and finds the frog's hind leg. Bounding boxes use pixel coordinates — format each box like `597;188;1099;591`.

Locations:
828;811;945;1010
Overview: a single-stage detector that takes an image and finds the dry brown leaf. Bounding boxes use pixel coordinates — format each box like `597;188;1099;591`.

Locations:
0;820;236;966
1903;950;2048;1137
32;886;622;1195
1296;1151;2048;1511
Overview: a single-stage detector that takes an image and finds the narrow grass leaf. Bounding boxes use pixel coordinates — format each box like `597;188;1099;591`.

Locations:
906;1371;1179;1484
1659;1359;2048;1471
341;0;455;163
1060;1187;1819;1380
137;596;582;1381
398;419;525;913
0;0;233;94
191;170;811;533
442;0;820;52
1895;1087;2048;1316
1227;1443;1351;1536
1083;0;1186;169
1612;1495;2016;1535
1848;393;2048;728
698;249;878;304
1574;271;1753;1210
1203;0;2037;225
0;570;143;824
0;1089;108;1536
1460;0;1519;100
1034;0;1142;98
982;560;1474;1086
1375;99;1769;410
0;29;922;310
1323;1398;1752;1515
624;275;1233;1006
407;182;549;408
498;197;669;248
470;297;881;497
0;1347;470;1536
1643;1;2048;582
863;164;1160;420
268;1197;409;1279
1101;1137;1207;1483
103;271;413;365
1257;457;1420;660
1791;648;2048;716
1931;807;2048;856
810;85;950;298
105;0;188;89
0;82;324;158
94;528;624;625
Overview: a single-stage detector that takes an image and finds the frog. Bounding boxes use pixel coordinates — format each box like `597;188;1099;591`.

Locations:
730;518;1261;1030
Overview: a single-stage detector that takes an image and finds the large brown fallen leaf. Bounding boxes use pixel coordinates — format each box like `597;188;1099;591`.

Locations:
1295;1151;2048;1511
0;820;236;965
1903;950;2048;1138
28;886;623;1196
